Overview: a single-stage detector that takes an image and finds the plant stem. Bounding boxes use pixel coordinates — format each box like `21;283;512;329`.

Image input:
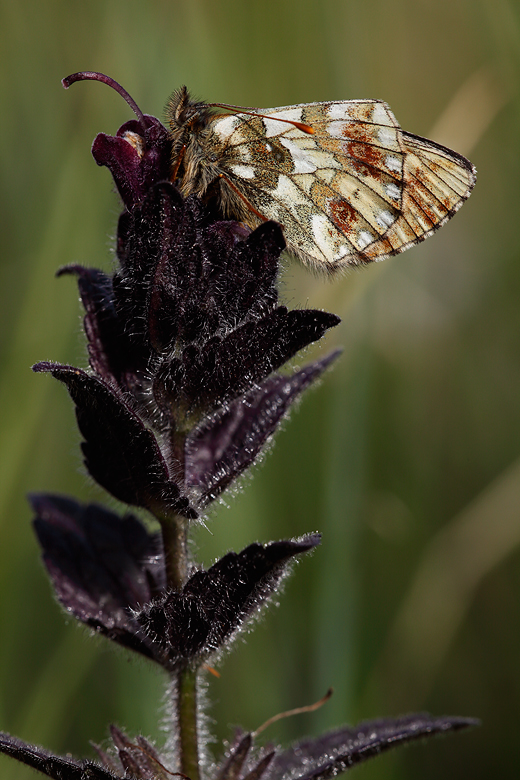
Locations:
176;665;200;780
156;510;200;778
160;512;189;591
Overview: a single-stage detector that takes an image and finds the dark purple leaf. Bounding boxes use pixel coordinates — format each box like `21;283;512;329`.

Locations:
212;731;276;780
0;732;115;780
31;493;165;659
185;350;341;504
137;535;321;665
214;733;252;780
155;307;340;409
33;362;197;519
107;726;168;780
115;184;214;351
115;190;284;353
56;265;141;386
113;183;187;348
270;714;479;780
213;220;283;327
244;752;275;780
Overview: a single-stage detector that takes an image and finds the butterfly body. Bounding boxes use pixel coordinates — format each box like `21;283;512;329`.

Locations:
167;89;476;273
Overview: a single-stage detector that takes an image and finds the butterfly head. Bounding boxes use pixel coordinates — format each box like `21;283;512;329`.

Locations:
167;87;211;129
166;87;215;155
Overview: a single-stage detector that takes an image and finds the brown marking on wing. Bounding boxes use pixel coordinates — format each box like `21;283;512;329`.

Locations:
335;114;393;173
328;199;359;237
349;103;380;123
344;141;386;178
318;133;402;182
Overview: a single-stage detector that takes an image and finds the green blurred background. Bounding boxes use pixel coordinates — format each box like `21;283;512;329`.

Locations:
1;1;519;778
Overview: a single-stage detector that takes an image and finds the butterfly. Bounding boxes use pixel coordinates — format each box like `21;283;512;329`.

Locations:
167;88;476;274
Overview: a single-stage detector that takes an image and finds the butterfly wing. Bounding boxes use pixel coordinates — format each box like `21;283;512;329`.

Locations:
208;101;476;273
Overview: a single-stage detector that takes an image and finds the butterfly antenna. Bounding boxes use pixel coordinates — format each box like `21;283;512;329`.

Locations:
253;688;333;737
62;72;147;131
208;102;314;135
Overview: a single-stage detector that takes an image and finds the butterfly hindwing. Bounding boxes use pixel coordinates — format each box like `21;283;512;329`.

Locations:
207;100;475;272
357;132;477;262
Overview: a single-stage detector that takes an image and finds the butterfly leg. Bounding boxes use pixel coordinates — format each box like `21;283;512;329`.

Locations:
171;143;187;183
218;174;269;223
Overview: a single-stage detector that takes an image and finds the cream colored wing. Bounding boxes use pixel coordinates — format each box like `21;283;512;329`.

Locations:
209;101;476;273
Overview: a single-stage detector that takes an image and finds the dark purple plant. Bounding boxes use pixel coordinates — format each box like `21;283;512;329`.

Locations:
0;72;478;779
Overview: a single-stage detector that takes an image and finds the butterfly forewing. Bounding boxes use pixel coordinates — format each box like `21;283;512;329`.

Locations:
207;99;475;272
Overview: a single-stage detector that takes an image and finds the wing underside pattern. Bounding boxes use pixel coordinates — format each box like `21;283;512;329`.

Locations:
209;100;476;271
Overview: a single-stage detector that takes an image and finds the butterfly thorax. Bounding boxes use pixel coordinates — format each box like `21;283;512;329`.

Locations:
167;87;225;200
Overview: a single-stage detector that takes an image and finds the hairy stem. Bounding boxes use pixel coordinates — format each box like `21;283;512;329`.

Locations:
176;665;200;780
159;512;189;591
157;509;200;778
